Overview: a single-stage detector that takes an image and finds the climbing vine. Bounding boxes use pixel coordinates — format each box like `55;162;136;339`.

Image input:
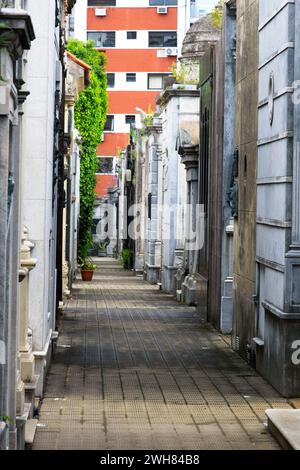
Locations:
67;39;108;260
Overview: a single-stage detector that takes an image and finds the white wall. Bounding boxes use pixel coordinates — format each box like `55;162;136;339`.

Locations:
22;0;59;394
177;0;191;56
108;72;167;92
104;113;142;133
87;29;178;49
74;0;87;41
115;1;176;8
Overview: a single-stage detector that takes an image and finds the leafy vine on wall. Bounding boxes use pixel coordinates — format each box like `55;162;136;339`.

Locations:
67;39;108;260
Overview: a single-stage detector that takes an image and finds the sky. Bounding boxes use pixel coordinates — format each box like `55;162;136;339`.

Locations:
200;0;220;13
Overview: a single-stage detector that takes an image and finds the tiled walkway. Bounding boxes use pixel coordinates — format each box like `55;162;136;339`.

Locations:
33;259;291;450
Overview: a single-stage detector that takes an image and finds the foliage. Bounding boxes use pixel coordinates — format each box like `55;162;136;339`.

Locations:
1;415;13;427
170;61;199;85
141;104;154;127
121;249;133;269
67;39;108;261
78;256;97;271
99;240;109;252
170;61;185;83
210;1;224;30
116;146;123;180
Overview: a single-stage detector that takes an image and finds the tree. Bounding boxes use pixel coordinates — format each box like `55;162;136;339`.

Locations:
67;39;108;260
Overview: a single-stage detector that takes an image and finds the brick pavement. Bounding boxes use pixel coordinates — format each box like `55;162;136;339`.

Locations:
33;259;291;450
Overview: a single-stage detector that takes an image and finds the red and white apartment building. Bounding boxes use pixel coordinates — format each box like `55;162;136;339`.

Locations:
73;0;213;199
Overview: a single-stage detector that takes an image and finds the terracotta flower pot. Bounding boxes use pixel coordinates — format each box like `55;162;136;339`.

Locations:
81;269;94;282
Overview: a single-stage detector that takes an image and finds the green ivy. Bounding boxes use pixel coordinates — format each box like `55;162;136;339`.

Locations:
67;39;108;261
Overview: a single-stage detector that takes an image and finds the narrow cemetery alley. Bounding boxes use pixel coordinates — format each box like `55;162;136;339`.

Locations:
33;259;291;450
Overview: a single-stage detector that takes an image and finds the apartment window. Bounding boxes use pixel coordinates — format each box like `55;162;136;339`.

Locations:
126;73;136;83
149;0;177;5
127;31;137;40
97;157;114;174
88;1;116;6
125;115;136;126
104;115;114;132
148;73;168;90
107;73;115;88
87;31;115;48
149;31;177;47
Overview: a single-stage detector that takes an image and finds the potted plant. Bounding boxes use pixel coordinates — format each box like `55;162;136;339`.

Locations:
98;239;109;257
121;248;133;270
78;257;97;281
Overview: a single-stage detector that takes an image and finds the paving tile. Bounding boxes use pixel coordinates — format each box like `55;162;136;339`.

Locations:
33;259;291;450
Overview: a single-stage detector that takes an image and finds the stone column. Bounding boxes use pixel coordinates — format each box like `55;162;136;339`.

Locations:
19;228;37;384
285;0;300;313
145;121;163;285
176;144;199;305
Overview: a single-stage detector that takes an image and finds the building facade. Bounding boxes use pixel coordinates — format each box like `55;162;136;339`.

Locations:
63;51;91;295
76;1;214;209
0;0;76;450
0;1;35;450
192;3;236;333
231;0;259;366
87;0;179;203
22;0;76;400
133;85;200;291
253;0;300;396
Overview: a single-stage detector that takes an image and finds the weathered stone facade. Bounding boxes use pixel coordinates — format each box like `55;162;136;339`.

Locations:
255;0;300;397
63;51;90;296
206;1;236;334
232;0;259;363
133;87;199;292
0;0;77;450
0;4;35;450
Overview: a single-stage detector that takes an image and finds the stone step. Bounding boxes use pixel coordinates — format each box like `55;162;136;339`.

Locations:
266;409;300;450
25;419;38;448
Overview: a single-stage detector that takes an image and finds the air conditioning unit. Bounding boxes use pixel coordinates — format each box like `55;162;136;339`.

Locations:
95;8;107;16
165;47;178;56
157;6;168;14
157;49;166;58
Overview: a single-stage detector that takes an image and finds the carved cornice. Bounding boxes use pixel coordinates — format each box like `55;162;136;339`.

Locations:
178;144;199;170
157;88;199;108
18;89;29;105
0;9;35;58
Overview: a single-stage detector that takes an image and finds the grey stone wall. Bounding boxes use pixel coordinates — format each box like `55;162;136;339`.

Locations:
208;3;236;332
255;0;300;397
233;0;259;361
0;7;35;449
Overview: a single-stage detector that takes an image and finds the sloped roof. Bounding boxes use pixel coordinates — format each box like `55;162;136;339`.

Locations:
67;51;91;71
